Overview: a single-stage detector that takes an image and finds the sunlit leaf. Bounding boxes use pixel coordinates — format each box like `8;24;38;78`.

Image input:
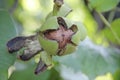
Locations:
95;73;114;80
89;0;119;12
0;10;16;80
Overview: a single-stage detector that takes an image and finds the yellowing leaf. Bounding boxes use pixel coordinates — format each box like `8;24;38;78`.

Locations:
95;73;113;80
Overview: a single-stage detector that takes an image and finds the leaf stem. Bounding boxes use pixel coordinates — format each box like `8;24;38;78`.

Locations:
53;0;63;16
53;4;60;16
97;12;120;44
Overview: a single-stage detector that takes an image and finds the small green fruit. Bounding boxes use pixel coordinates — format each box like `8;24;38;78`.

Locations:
38;16;86;56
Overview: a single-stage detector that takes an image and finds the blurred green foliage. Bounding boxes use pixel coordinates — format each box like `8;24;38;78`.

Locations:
0;0;120;80
8;61;63;80
89;0;119;12
0;10;16;80
103;19;120;44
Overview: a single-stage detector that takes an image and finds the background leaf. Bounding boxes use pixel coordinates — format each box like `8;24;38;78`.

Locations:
53;38;120;79
0;0;14;10
103;18;120;44
9;61;63;80
0;10;16;80
89;0;119;12
113;69;120;80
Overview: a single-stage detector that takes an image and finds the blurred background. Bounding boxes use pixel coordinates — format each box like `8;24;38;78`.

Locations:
0;0;120;80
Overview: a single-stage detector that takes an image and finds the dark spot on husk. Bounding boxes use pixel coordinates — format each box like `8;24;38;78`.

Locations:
34;59;48;75
6;35;37;53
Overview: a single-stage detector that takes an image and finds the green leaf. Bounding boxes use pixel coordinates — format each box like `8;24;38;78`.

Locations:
0;0;14;10
46;4;72;19
53;39;120;79
9;61;63;80
89;0;119;12
103;18;120;44
57;4;72;17
113;69;120;80
0;10;16;80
